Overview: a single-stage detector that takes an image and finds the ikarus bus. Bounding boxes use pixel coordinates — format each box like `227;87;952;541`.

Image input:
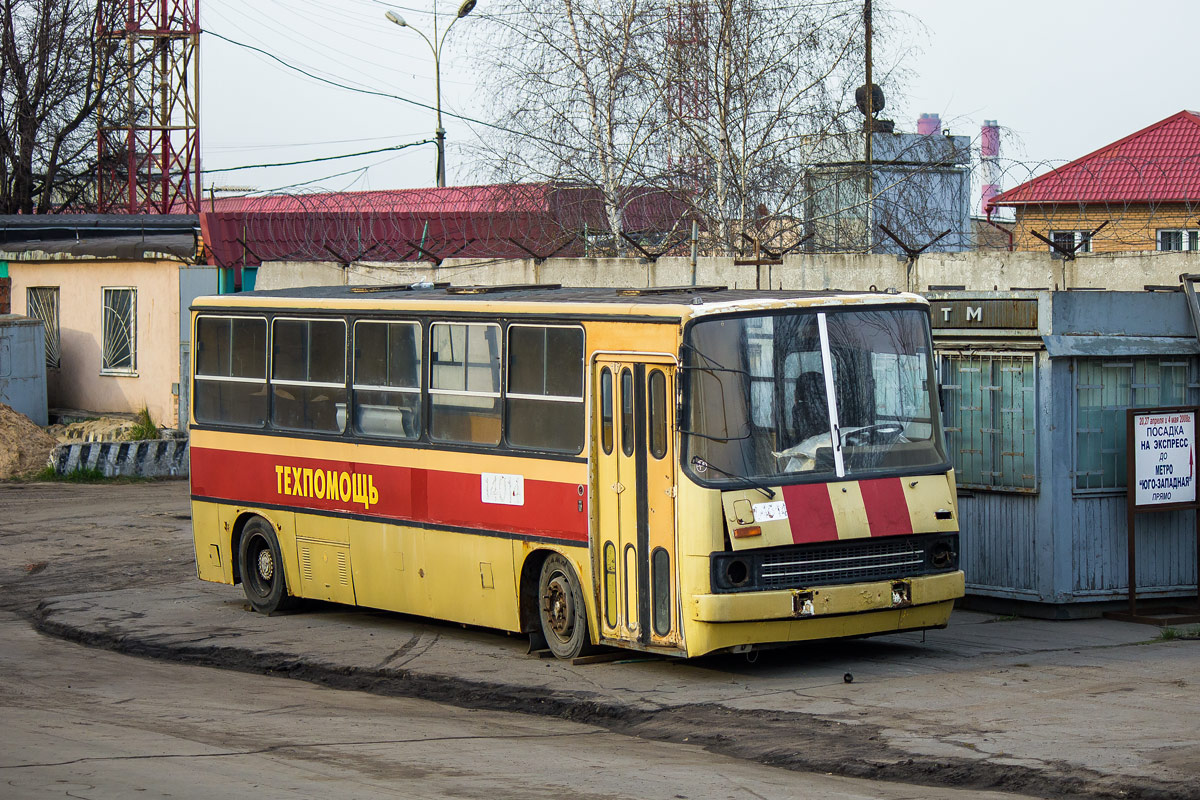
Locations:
188;284;963;659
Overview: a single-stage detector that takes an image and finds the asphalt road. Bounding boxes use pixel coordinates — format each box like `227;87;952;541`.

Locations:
0;481;1041;799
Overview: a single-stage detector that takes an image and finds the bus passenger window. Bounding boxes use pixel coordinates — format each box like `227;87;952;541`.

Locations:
353;321;421;439
506;325;584;453
430;322;502;445
648;369;667;459
270;318;346;433
620;368;634;456
600;367;614;454
194;315;267;427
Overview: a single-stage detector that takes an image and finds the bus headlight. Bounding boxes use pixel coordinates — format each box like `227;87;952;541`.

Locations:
725;558;750;588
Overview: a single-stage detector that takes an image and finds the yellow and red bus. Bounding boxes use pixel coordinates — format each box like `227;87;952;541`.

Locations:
188;284;963;659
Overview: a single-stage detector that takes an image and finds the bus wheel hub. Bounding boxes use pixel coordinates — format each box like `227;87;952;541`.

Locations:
257;549;274;581
545;575;573;637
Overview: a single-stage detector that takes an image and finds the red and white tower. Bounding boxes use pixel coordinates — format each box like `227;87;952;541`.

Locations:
981;119;1001;215
96;1;201;214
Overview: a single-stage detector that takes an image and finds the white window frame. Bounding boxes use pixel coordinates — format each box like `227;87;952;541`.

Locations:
1156;229;1200;251
1049;230;1091;254
26;286;60;369
100;287;137;375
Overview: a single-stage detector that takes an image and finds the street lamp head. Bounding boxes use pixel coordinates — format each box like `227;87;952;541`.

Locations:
456;0;476;18
384;10;407;27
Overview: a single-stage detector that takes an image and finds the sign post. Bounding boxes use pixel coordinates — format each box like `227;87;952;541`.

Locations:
1106;406;1200;624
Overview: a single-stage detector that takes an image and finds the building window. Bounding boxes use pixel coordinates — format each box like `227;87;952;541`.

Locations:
194;315;268;426
26;287;60;368
270;317;347;433
353;320;421;439
1157;229;1200;251
1050;230;1091;254
505;324;584;452
101;288;136;373
1074;357;1200;492
939;353;1037;491
430;322;502;445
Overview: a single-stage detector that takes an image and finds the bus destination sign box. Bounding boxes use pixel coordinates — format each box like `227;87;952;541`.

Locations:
1131;409;1197;508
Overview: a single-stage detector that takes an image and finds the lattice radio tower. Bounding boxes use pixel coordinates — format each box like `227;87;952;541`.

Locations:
666;0;709;187
96;1;201;214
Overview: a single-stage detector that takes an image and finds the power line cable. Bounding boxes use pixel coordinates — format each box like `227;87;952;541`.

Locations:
204;28;556;145
203;139;435;173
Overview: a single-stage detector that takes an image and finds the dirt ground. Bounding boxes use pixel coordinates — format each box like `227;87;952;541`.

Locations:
0;480;193;616
0;404;58;480
3;479;1198;800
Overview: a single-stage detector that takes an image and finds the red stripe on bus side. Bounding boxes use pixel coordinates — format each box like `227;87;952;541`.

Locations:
189;447;588;542
859;477;913;537
780;483;838;544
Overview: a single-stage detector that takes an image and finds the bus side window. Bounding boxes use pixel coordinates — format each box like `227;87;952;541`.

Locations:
194;315;267;427
506;325;585;453
352;320;422;439
430;322;502;445
270;317;346;433
600;367;614;454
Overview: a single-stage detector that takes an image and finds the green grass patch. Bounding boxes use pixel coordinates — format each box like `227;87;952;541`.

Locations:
124;407;161;441
25;466;150;484
1157;627;1180;641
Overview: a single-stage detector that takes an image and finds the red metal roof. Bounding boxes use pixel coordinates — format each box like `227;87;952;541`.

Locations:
198;184;690;274
990;110;1200;208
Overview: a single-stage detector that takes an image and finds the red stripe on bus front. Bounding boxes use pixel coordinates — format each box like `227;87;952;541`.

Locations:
781;483;838;544
189;447;587;542
858;477;913;537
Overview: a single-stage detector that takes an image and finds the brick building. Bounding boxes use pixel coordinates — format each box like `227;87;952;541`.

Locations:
990;110;1200;254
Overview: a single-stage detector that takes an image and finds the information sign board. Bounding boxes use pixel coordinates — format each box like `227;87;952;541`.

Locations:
1131;409;1197;508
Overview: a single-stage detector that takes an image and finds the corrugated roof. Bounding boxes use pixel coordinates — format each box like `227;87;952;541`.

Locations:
991;110;1200;207
199;183;691;271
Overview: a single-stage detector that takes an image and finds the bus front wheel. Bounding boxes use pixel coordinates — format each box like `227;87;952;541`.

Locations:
538;554;590;660
239;517;296;615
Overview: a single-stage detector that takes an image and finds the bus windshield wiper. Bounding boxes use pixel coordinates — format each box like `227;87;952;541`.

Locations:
689;456;775;499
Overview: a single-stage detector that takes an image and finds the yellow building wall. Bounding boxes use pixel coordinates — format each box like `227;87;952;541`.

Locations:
8;259;180;425
1010;203;1199;253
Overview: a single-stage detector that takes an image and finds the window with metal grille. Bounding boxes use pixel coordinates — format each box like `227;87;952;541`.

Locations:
1074;357;1200;491
1157;229;1200;251
101;288;135;373
1050;230;1091;254
26;287;60;368
938;353;1037;491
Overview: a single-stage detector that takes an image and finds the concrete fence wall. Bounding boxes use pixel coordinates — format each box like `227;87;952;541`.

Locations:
256;250;1200;294
52;438;189;478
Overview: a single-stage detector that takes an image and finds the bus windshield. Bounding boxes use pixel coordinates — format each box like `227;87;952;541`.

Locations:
683;306;947;484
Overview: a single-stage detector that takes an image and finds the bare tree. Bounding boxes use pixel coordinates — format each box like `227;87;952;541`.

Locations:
0;0;122;213
472;0;911;256
472;0;674;253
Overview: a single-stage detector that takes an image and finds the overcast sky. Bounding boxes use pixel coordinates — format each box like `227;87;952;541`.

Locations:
198;0;1200;201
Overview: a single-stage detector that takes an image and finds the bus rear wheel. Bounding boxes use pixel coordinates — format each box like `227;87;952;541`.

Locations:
239;517;296;615
538;554;591;660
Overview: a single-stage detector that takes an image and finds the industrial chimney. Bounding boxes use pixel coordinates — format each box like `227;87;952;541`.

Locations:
917;113;941;135
981;119;1000;214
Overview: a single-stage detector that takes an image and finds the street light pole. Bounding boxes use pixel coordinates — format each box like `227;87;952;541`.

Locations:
385;0;476;188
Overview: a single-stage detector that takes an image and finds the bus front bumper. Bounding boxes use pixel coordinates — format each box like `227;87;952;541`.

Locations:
691;570;965;623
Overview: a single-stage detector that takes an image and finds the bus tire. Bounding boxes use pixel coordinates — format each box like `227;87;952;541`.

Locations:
239;517;296;615
538;553;591;660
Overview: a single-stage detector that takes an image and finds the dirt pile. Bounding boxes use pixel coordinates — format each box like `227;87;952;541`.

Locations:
0;403;58;479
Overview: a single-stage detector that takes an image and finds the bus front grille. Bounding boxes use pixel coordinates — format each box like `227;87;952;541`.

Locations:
710;532;958;594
